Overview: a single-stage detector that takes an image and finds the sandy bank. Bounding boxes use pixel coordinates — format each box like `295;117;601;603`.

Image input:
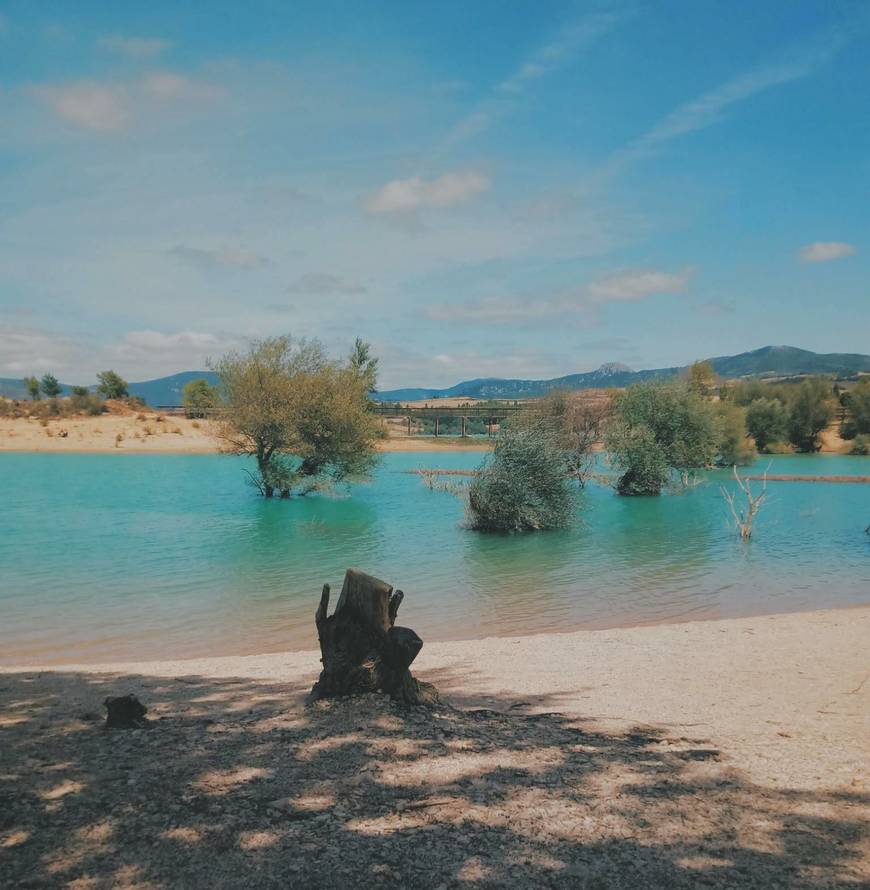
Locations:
0;414;491;454
2;606;867;887
5;606;867;792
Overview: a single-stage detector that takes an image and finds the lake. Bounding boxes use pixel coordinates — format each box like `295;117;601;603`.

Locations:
1;451;868;665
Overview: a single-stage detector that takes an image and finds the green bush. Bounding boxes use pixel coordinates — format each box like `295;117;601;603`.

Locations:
841;382;870;439
849;434;870;455
605;381;720;495
787;378;836;452
467;428;576;531
96;370;129;400
183;378;219;418
746;398;789;452
715;401;755;466
763;440;792;454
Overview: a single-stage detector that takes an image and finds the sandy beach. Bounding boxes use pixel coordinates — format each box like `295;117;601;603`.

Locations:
2;607;867;887
0;412;493;454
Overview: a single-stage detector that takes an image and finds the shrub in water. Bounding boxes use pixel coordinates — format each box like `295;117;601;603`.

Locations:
849;434;870;455
467;427;576;531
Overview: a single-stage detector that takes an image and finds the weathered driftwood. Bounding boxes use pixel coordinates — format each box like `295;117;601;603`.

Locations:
308;568;438;706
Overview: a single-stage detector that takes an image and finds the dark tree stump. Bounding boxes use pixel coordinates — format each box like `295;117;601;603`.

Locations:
104;693;148;728
308;568;438;706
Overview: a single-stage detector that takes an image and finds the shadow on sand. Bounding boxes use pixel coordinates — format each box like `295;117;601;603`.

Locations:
0;666;867;888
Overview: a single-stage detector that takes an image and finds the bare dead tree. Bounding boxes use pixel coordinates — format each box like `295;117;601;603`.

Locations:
721;464;768;541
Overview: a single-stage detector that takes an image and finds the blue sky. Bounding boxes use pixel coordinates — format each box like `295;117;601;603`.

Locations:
1;1;867;387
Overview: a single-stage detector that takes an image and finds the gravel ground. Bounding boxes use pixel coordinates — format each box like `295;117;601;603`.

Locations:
1;669;867;889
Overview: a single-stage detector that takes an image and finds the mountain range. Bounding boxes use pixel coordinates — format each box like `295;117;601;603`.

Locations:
1;346;868;405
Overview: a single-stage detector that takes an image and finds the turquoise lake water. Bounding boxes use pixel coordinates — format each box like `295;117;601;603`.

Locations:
1;452;868;665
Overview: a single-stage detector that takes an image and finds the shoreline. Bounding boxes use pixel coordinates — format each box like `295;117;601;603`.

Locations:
3;605;867;885
6;598;870;673
2;605;867;791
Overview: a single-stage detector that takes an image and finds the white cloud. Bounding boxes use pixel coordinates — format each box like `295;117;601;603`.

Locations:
106;330;240;375
30;72;222;132
0;327;81;375
365;171;490;215
32;82;129;131
167;245;267;270
799;241;857;262
286;273;367;295
98;34;171;59
587;267;694;302
141;71;222;101
426;267;693;326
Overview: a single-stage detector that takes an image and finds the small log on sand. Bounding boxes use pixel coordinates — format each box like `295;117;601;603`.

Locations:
308;568;438;706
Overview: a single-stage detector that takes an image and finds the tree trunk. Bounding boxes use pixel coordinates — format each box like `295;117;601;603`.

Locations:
308;568;438;706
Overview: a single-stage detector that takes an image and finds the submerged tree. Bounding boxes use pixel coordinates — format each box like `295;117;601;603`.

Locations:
721;466;768;541
467;427;576;531
215;335;382;497
511;390;611;485
605;380;720;495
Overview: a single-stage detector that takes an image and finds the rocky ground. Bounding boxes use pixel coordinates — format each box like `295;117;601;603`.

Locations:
1;669;867;889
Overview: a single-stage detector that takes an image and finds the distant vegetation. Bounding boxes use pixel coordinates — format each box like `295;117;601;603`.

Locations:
96;370;129;401
723;377;838;453
214;335;383;498
182;378;220;418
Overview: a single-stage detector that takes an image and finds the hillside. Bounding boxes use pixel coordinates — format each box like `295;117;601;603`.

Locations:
2;346;868;405
374;346;870;401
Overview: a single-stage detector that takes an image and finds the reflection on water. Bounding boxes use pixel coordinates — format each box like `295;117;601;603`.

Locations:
1;452;868;664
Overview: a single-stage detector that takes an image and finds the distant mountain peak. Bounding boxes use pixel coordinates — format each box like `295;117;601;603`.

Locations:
596;362;633;375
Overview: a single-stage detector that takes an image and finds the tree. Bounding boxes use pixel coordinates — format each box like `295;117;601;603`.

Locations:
511;390;611;484
97;370;129;400
715;401;756;466
24;376;40;401
686;360;717;397
348;338;379;392
745;397;789;452
467;427;576;531
605;381;720;495
841;382;870;439
215;335;382;498
182;378;219;418
721;466;768;541
40;374;62;399
787;378;836;452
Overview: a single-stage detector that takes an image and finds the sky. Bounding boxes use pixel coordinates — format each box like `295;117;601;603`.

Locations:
1;1;868;388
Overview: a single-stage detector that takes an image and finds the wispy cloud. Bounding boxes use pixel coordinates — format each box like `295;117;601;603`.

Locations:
0;326;81;374
365;171;490;216
606;27;851;174
167;245;267;270
286;273;367;295
30;72;222;132
98;34;171;60
799;241;857;262
31;82;129;131
426;266;693;325
437;9;624;155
